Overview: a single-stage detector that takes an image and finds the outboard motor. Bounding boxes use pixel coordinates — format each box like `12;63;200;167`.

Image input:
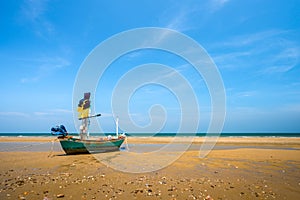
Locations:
51;125;68;137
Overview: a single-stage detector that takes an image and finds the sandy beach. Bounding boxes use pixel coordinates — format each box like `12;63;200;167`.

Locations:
0;137;299;199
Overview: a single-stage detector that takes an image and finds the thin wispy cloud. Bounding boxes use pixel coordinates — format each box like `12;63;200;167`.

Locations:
280;104;300;112
20;0;54;38
21;0;47;21
33;112;53;116
21;57;70;83
33;109;72;117
0;112;30;118
97;113;113;118
123;51;143;61
208;0;230;13
235;90;258;98
164;9;192;32
229;106;266;115
153;64;204;90
144;1;230;54
50;109;73;114
142;1;230;47
212;29;299;74
161;0;230;32
220;30;287;47
212;51;252;69
0;110;72;118
158;3;191;32
260;47;299;74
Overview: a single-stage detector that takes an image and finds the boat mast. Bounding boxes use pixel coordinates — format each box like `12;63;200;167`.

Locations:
116;117;119;137
78;92;91;140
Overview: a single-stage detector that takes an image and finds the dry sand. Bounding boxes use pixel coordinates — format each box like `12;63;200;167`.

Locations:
0;137;299;199
2;136;300;145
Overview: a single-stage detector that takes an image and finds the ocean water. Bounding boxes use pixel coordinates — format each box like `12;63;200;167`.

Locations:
0;132;299;137
1;132;299;152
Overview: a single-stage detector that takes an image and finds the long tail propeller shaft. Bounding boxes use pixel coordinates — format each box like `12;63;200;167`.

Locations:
79;113;101;120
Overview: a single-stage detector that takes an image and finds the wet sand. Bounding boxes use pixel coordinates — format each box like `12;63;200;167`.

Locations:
2;136;300;144
0;137;300;199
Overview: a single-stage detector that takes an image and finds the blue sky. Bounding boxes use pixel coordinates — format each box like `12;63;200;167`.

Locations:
0;0;299;133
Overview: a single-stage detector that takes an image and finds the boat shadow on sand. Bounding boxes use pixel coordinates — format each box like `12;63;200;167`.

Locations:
53;147;125;157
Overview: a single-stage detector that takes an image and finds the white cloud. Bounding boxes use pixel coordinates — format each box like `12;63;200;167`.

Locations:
0;112;29;118
211;30;299;73
21;56;70;83
98;113;113;118
260;47;299;74
33;112;53;116
123;51;143;61
33;109;73;116
143;1;230;47
212;51;252;69
21;0;47;21
209;0;230;13
165;9;192;32
228;106;267;116
280;104;300;112
20;0;54;38
217;30;286;48
156;0;231;34
159;3;205;33
50;109;73;114
0;109;72;118
235;91;258;98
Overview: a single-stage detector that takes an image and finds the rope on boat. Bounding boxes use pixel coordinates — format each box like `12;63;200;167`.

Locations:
124;136;129;151
48;138;58;158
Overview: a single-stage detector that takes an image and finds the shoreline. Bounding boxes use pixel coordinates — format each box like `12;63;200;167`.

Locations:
1;136;299;154
1;136;300;145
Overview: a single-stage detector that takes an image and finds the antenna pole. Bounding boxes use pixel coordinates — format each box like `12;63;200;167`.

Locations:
116;117;119;137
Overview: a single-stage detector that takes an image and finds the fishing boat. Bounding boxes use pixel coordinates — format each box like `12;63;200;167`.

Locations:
51;92;125;155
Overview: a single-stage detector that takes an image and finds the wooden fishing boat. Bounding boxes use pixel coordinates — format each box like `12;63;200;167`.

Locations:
51;92;125;155
58;135;125;155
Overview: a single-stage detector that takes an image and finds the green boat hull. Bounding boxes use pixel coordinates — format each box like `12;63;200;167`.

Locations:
59;137;125;155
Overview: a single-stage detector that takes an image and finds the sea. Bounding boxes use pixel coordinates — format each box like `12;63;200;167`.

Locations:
0;132;299;152
0;132;300;137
